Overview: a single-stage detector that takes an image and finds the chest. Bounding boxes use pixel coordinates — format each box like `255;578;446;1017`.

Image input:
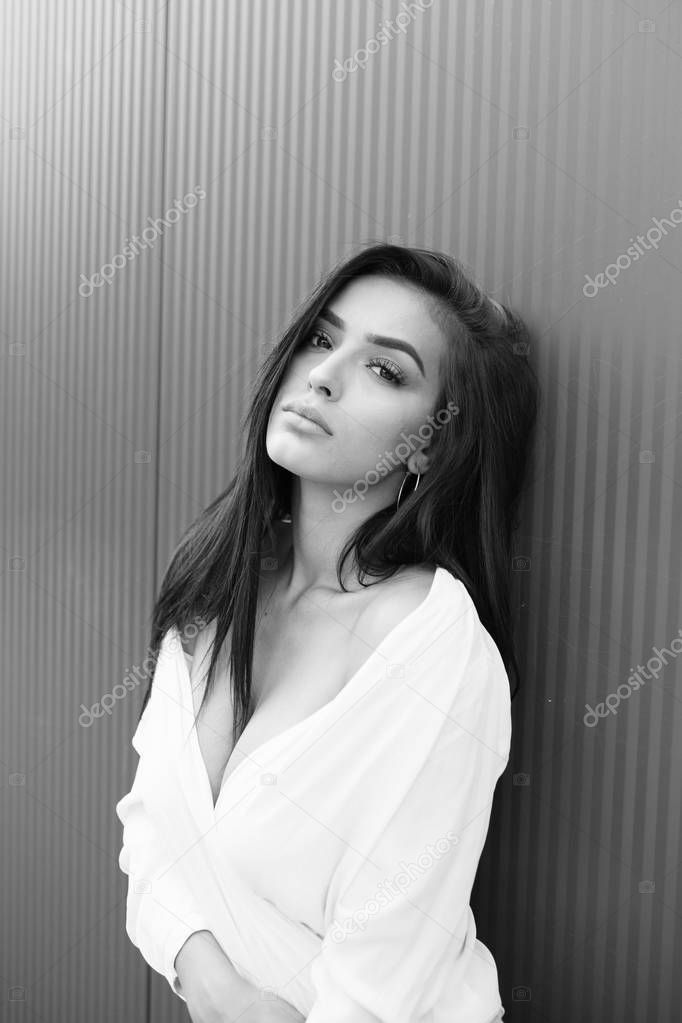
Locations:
191;592;371;800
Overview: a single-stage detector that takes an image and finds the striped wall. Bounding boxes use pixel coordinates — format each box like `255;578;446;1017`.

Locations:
2;2;680;1021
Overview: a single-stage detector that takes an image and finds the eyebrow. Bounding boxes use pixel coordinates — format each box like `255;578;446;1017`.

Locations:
317;306;426;377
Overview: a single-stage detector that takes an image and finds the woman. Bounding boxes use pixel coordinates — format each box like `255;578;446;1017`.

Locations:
115;243;539;1022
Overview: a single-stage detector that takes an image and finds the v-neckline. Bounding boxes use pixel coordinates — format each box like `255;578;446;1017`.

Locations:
174;565;447;815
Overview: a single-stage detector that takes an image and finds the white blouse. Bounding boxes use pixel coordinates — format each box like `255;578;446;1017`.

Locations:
115;566;511;1022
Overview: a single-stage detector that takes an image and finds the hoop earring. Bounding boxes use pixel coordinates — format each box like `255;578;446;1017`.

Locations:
396;470;421;511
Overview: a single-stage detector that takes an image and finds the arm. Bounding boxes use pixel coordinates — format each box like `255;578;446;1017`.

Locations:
175;931;305;1022
306;648;511;1023
115;673;212;1002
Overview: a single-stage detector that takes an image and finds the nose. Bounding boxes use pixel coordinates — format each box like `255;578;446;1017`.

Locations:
305;358;337;399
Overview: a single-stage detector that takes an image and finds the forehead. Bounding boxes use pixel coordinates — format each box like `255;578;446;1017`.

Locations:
327;275;450;364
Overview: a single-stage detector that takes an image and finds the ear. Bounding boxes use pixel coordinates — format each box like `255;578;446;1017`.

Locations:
405;446;431;476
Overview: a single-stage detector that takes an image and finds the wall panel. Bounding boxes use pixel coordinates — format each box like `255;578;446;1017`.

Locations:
1;1;167;1021
2;2;680;1022
154;3;682;1022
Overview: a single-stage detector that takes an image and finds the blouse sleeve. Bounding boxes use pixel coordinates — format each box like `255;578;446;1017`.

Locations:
115;664;209;1003
306;641;511;1023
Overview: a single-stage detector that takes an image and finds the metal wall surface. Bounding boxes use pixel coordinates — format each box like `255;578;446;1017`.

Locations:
1;1;167;1021
2;2;681;1022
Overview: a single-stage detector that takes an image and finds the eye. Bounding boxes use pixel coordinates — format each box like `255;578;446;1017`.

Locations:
309;328;333;349
366;357;405;386
306;329;406;386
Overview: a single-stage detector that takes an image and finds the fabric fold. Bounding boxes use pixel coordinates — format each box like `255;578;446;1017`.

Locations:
115;567;511;1021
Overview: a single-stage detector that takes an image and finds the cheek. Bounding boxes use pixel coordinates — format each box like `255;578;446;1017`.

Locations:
280;352;312;390
335;405;405;457
365;404;425;447
339;398;433;469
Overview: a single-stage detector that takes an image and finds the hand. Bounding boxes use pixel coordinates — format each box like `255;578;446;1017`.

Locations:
175;930;246;1022
175;931;304;1023
187;974;305;1023
222;975;306;1022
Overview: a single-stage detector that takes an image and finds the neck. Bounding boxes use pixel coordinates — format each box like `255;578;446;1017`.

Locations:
277;475;401;599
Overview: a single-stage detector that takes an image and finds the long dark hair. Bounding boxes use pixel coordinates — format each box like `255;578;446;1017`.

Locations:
138;242;540;746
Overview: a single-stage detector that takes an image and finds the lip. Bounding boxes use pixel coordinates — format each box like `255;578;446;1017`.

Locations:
282;401;332;435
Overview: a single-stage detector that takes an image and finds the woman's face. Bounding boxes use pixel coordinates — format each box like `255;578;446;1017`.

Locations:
266;274;450;505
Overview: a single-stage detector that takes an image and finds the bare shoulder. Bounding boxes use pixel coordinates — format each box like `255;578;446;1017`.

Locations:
179;619;214;660
179;627;199;658
352;565;437;651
